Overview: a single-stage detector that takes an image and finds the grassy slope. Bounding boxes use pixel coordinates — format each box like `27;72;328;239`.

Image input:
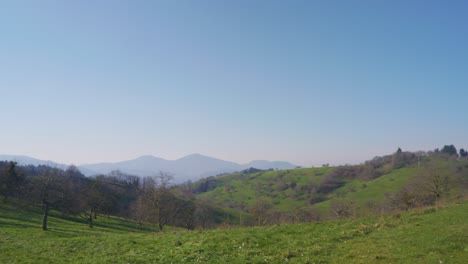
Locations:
196;166;419;216
344;167;417;202
1;199;467;263
197;157;467;218
197;167;334;211
314;167;417;213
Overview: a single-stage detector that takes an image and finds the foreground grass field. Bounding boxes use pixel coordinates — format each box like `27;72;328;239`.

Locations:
1;200;467;263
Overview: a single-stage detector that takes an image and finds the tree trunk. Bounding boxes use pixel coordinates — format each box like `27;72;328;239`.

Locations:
88;209;94;228
42;202;49;231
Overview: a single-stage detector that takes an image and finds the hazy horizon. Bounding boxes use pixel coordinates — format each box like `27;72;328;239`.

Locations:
0;152;309;167
1;1;467;167
1;146;453;168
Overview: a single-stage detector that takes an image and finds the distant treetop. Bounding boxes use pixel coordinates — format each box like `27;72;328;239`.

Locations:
440;145;458;156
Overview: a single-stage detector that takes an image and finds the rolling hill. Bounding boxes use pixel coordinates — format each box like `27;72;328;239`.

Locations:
1;150;467;263
0;154;96;176
80;154;298;182
192;167;334;212
0;155;66;168
187;154;468;219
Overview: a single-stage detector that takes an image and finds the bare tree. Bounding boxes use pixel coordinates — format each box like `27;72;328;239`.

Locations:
291;207;322;223
194;199;216;229
175;199;196;230
385;185;420;211
329;198;356;219
250;199;272;225
385;162;455;211
79;179;106;228
29;168;66;230
138;172;182;231
416;163;452;204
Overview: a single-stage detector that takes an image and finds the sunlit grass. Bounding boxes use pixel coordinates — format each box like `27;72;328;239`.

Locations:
1;199;467;263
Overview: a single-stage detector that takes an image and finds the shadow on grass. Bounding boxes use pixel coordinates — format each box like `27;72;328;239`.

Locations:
93;220;155;233
45;227;98;238
2;200;156;235
0;214;42;226
0;221;39;229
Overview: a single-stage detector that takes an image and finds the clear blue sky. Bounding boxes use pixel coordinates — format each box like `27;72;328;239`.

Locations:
1;0;467;166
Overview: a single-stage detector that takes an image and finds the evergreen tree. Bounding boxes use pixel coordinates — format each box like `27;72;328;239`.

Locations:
392;147;403;169
460;148;468;157
440;145;458;156
0;162;24;200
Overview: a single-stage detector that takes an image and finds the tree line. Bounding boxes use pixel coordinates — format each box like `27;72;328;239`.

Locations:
0;163;219;231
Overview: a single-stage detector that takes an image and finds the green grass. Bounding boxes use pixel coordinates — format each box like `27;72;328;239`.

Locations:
195;166;421;217
1;199;467;263
313;167;418;214
197;167;334;211
344;168;416;202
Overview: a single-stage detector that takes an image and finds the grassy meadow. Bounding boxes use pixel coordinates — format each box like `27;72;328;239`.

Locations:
1;199;467;263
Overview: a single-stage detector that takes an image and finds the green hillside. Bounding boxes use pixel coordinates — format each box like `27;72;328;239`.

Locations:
192;166;417;215
336;167;417;202
193;155;468;219
1;152;467;263
1;198;467;263
195;167;334;212
313;167;418;213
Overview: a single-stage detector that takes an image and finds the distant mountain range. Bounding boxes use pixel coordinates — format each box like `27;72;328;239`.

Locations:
0;154;298;182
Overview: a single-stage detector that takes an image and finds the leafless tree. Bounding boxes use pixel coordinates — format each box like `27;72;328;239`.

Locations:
329;198;356;219
29;168;66;230
80;180;104;228
291;207;322;223
194;199;216;229
416;164;452;203
138;172;183;231
251;199;272;225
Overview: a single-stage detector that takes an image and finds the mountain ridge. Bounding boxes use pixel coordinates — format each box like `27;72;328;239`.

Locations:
0;154;297;182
